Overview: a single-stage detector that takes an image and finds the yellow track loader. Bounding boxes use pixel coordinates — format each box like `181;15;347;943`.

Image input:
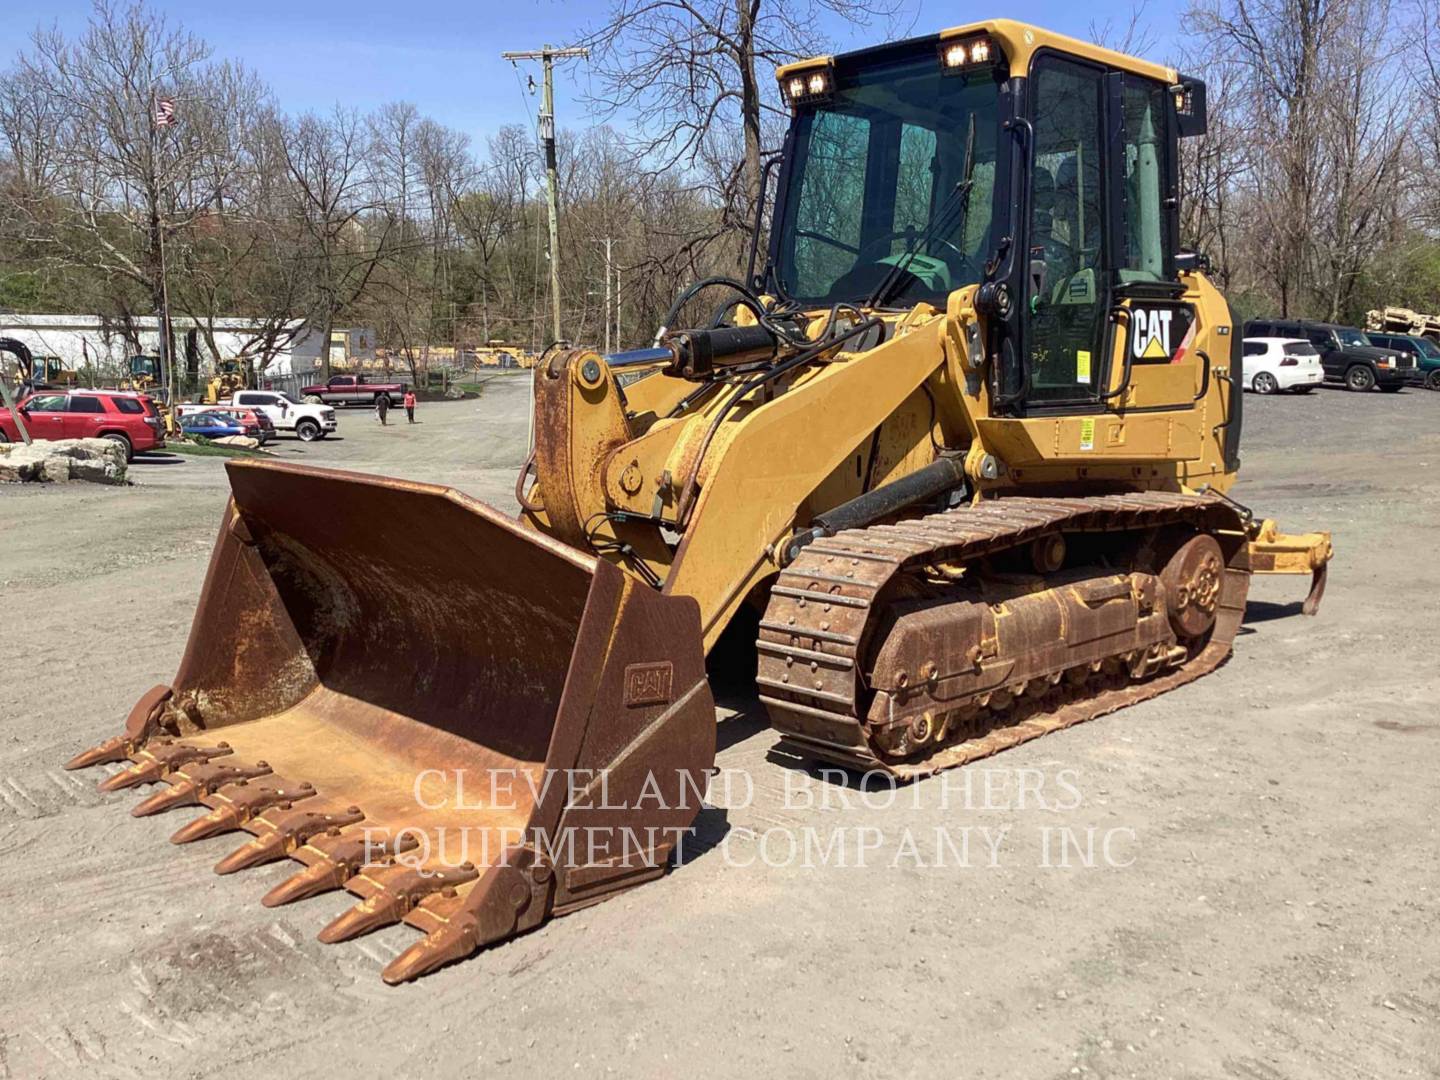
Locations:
68;19;1332;983
202;360;249;404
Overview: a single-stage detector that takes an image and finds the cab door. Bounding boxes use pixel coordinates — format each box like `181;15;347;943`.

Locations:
1012;55;1207;460
1023;54;1109;406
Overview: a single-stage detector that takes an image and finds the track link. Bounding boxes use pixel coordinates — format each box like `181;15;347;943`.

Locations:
757;493;1251;779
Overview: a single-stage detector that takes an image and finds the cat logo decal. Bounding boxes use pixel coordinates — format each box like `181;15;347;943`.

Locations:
1131;307;1174;360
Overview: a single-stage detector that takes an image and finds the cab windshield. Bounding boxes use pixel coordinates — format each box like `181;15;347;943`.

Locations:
773;50;999;307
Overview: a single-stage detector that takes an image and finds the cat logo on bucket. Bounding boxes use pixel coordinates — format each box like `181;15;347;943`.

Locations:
1131;307;1175;361
623;661;674;707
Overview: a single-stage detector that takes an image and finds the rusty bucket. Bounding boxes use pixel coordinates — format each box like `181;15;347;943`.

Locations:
67;459;715;983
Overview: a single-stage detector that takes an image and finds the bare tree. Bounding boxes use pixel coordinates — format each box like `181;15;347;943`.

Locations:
0;65;65;192
582;0;911;258
1188;0;1412;319
1176;56;1249;290
2;1;271;396
1089;0;1159;55
451;127;529;343
280;106;394;377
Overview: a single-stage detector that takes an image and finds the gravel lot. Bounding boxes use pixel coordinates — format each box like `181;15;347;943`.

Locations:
1;374;1437;1079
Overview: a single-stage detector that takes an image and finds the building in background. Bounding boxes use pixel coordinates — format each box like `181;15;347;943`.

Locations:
0;314;375;383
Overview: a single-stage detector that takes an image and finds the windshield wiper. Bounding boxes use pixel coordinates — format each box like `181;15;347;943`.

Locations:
866;111;978;310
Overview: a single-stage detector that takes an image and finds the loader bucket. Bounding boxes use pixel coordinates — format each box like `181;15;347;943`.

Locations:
67;460;716;983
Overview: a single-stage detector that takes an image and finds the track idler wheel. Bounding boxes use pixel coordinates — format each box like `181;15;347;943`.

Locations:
1160;533;1224;639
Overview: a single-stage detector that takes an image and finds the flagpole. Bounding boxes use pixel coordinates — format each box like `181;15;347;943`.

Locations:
151;85;174;408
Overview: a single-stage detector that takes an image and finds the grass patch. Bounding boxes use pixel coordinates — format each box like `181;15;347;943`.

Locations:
163;438;267;458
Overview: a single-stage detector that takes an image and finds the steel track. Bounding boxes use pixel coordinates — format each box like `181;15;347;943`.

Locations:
757;493;1252;779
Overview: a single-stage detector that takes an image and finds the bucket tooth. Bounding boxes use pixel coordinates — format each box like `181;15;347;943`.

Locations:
260;860;346;908
169;776;316;844
380;864;548;984
318;863;479;944
98;739;233;793
261;830;421;908
131;759;274;817
65;684;175;771
65;734;136;772
383;919;478;985
214;803;365;875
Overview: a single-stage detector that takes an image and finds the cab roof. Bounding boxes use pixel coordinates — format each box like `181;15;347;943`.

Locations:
778;18;1177;86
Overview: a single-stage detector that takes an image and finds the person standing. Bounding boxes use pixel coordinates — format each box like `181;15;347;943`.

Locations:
376;392;390;426
403;388;416;424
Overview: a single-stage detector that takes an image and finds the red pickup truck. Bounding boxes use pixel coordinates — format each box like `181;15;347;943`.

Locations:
300;374;406;407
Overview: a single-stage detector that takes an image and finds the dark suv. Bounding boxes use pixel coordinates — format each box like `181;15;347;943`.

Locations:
1244;319;1422;392
1365;331;1440;391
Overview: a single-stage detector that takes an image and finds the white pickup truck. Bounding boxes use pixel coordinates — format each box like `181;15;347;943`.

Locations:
224;390;337;442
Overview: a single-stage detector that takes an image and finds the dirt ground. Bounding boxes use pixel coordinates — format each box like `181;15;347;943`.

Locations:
1;374;1437;1080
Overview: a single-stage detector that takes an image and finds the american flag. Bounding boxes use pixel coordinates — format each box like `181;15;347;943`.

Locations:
153;97;176;127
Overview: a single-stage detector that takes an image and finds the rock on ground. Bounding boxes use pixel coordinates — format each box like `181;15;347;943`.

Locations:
0;437;128;484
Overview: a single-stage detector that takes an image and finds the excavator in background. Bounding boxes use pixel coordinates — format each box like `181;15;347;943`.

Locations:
32;354;77;388
1;337;77;395
68;20;1333;985
1;338;33;395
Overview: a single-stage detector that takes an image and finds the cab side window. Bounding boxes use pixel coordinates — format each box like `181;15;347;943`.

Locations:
1119;79;1172;282
69;396;105;413
1026;56;1107;402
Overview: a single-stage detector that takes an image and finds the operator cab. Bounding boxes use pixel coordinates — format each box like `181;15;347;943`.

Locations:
766;19;1211;423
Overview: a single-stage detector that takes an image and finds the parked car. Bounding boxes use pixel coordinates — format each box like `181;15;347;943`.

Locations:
225;389;337;441
173;403;276;445
1243;318;1423;392
1240;337;1325;394
1365;331;1440;391
0;388;164;460
178;410;263;442
300;373;406;408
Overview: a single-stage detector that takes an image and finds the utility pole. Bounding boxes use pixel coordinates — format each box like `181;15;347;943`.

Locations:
502;44;588;345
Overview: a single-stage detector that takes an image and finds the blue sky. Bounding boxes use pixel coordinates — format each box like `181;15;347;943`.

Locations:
0;0;1186;148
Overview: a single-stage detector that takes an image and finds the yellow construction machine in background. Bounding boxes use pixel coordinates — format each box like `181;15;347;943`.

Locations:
202;360;248;404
